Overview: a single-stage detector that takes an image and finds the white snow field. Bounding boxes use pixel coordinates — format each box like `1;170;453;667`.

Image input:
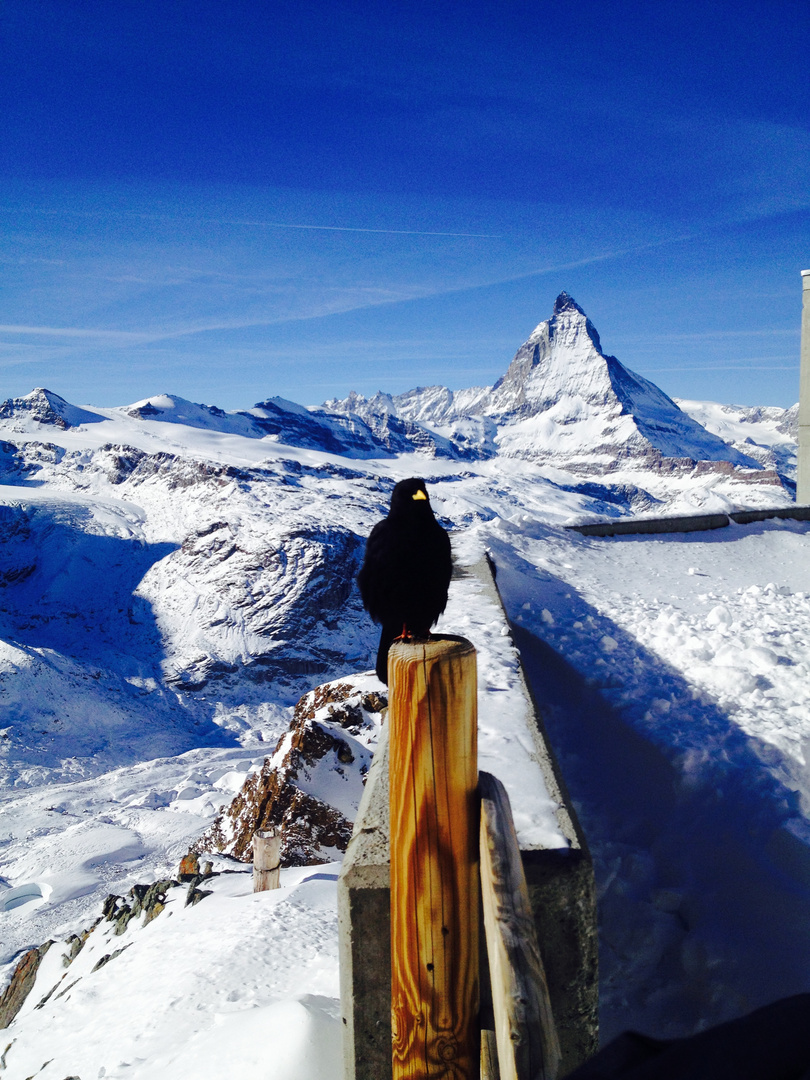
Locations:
0;295;806;1075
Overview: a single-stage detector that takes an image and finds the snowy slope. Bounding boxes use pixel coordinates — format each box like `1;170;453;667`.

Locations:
0;293;806;1073
1;863;346;1080
677;398;798;479
488;516;810;1039
329;294;781;478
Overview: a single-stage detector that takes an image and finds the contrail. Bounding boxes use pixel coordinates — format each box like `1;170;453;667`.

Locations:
202;217;501;238
0;204;501;239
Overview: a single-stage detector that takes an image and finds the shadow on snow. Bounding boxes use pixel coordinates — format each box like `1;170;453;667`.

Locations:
492;547;810;1043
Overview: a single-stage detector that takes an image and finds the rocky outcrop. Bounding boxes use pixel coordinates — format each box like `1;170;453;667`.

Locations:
195;677;386;865
0;942;53;1029
142;521;369;692
0;388;101;431
0;874;218;1030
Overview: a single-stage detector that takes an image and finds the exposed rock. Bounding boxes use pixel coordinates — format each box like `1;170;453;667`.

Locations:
0;942;53;1029
0;506;36;587
0;388;100;431
92;944;131;972
185;883;213;907
0;874;227;1029
61;926;96;969
102;879;180;934
178;852;200;881
195;677;385;866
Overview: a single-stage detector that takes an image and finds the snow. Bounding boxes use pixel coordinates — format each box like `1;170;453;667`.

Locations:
523;520;810;776
2;866;344;1080
439;550;569;850
487;515;810;1038
0;295;807;1072
676;397;798;476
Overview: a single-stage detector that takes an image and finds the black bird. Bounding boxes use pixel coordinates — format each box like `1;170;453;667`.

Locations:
358;477;452;684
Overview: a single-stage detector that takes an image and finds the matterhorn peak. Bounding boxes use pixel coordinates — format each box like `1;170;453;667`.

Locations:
553;291;585;316
491;294;611;415
480;296;760;469
327;292;763;472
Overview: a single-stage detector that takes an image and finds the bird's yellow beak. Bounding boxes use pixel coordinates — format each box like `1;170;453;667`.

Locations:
412;490;428;501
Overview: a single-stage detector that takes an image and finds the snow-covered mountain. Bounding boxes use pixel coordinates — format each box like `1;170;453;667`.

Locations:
327;293;790;479
0;295;799;777
0;294;798;488
0;293;807;1077
677;397;798;478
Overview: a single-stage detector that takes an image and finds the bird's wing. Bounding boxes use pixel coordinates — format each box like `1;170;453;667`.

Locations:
357;519;396;623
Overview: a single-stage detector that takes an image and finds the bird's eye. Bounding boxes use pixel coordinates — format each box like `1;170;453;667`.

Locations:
412;491;428;501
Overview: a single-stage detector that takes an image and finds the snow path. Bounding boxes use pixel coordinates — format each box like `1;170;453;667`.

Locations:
487;517;810;1039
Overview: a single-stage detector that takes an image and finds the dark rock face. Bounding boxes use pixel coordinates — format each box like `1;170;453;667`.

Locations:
249;399;388;457
553;291;584;316
0;389;101;430
0;389;71;429
104;880;180;935
0;506;36;587
195;678;385;866
0;942;53;1029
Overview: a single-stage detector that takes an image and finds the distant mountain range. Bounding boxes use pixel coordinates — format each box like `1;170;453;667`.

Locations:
0;293;798;487
0;292;798;786
327;293;796;477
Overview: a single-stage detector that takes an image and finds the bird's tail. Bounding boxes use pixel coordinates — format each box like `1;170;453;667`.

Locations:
375;622;400;685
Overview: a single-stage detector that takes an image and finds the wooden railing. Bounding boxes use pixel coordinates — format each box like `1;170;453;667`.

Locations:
388;637;560;1080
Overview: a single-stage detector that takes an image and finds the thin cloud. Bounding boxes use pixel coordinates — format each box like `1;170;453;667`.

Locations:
620;329;799;344
0;203;501;239
0;324;152;341
155;240;690;340
202;216;501;238
0;230;701;350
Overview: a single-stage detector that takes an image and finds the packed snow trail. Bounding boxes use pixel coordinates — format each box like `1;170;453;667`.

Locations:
487;518;810;1041
516;624;810;1041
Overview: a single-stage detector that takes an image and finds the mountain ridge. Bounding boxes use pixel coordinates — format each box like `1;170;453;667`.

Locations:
326;294;791;479
0;294;797;484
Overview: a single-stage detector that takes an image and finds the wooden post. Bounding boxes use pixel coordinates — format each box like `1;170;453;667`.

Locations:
252;827;281;892
388;635;479;1080
481;1030;501;1080
479;771;560;1080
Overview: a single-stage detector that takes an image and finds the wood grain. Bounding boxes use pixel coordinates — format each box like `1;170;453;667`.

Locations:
388;636;479;1079
252;827;281;892
479;771;560;1080
481;1029;501;1080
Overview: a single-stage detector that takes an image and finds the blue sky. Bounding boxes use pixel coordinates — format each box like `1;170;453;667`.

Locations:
1;0;808;409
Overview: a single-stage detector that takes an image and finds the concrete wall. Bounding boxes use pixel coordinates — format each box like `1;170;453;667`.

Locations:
337;722;393;1080
798;269;810;505
337;556;598;1080
568;505;810;538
